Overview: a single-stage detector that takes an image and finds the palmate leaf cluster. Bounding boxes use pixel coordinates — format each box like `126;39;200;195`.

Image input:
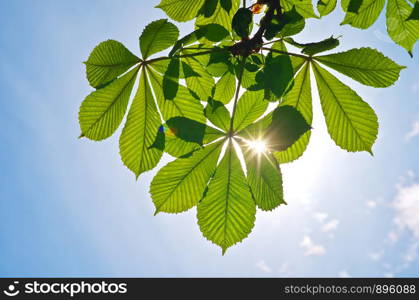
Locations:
78;0;412;253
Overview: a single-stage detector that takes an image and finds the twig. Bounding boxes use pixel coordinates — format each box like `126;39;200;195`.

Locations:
143;48;227;65
181;47;217;50
261;47;310;60
229;57;247;136
263;38;284;46
230;0;281;56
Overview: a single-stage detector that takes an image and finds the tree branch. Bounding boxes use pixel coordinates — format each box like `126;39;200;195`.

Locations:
263;38;284;46
261;47;310;60
143;48;227;65
229;0;282;56
229;57;247;136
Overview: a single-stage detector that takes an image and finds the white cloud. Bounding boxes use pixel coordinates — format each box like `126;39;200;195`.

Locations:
405;121;419;141
322;219;339;232
404;242;419;263
393;183;419;237
366;200;377;209
278;263;289;275
387;230;399;244
411;82;419;93
300;235;326;256
369;251;384;262
313;212;328;223
255;260;272;273
338;270;351;278
407;170;415;179
384;174;419;275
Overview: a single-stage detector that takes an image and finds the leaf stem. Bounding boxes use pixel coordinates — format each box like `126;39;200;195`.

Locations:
181;47;217;50
262;38;284;46
228;57;247;137
143;48;227;65
261;47;310;60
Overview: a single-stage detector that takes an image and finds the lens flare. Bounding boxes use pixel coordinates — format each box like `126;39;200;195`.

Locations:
247;140;267;154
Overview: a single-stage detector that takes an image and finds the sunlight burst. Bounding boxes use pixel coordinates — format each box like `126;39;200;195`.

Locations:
247;140;267;154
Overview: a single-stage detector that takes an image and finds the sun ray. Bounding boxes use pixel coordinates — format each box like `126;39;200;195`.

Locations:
247;140;267;154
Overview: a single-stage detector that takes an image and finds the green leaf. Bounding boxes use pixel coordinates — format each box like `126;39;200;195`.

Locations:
242;149;285;211
315;47;405;87
213;71;236;104
169;28;213;57
282;37;306;49
237;112;273;141
203;126;226;144
317;0;337;16
282;0;319;18
184;47;212;66
158;117;224;157
162;58;181;100
285;36;340;55
232;8;254;38
266;105;311;152
197;141;256;254
202;0;218;17
290;56;307;73
312;62;378;153
407;1;419;21
197;24;230;43
275;63;312;163
165;117;208;145
386;0;419;55
301;36;340;56
156;122;224;158
278;8;306;37
250;54;264;66
206;50;232;76
156;0;206;22
233;90;269;132
265;16;288;40
280;40;307;73
196;0;240;31
181;53;215;101
220;0;233;12
156;134;195;158
150;140;223;213
148;60;171;75
341;0;385;29
84;40;139;88
140;19;179;59
205;98;231;131
347;0;363;13
147;67;206;123
240;56;262;89
119;69;162;178
274;133;311;163
252;48;294;99
79;67;139;141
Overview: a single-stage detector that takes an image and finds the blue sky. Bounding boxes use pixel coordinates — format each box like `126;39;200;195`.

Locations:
1;0;419;277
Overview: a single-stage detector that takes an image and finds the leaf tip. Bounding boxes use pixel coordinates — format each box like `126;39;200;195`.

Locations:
78;133;85;139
